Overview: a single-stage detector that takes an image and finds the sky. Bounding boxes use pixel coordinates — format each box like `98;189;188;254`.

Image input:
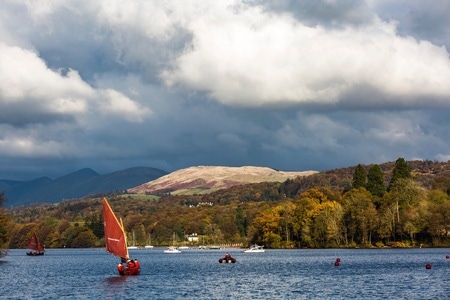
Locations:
1;0;450;180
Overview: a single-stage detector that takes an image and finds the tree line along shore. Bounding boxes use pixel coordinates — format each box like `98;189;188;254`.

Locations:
1;158;450;254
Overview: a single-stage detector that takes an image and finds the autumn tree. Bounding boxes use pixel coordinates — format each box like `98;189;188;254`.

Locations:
425;190;450;245
342;188;378;246
235;206;248;237
0;192;11;258
309;201;344;248
384;178;424;242
278;201;297;248
249;205;282;248
72;230;98;248
295;188;343;248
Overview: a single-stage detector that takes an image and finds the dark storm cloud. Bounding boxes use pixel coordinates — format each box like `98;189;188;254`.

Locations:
0;0;449;180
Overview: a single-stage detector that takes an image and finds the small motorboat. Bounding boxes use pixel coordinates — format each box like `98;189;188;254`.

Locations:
219;253;236;263
164;246;181;254
243;244;265;253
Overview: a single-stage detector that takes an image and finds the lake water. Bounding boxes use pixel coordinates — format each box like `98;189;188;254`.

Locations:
1;248;449;299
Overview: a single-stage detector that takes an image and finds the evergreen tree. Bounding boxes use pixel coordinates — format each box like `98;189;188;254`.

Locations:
84;213;104;239
388;157;411;191
366;164;386;197
352;164;367;189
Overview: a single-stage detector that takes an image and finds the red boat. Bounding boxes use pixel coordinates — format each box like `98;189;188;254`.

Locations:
103;198;140;275
219;253;236;263
26;233;45;256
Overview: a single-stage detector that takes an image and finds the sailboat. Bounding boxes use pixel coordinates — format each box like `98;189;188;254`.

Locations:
144;234;154;249
103;198;140;275
164;232;181;253
26;233;45;256
127;231;139;249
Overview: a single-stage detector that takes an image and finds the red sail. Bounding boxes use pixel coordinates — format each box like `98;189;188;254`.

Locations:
103;198;129;260
37;241;45;252
27;233;39;251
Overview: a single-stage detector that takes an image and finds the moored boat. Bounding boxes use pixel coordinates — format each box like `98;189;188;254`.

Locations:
144;234;154;249
127;231;139;249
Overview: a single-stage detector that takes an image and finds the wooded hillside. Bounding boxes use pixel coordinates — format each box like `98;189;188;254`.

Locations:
3;159;450;250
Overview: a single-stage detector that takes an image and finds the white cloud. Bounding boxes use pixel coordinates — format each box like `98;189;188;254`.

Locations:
0;42;151;125
98;89;151;122
161;4;450;107
0;43;91;108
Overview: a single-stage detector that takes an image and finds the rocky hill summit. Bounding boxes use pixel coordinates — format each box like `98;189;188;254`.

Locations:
128;166;318;195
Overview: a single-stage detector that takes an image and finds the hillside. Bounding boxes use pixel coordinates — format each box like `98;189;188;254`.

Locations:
128;166;318;195
7;159;450;251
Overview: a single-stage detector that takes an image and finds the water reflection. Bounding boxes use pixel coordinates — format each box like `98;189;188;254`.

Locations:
104;275;129;286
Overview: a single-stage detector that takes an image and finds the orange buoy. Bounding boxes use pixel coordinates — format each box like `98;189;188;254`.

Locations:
425;263;431;269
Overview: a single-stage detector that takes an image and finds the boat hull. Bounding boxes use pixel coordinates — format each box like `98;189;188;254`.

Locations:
219;258;236;263
164;250;181;253
164;246;181;253
26;251;44;256
118;260;140;275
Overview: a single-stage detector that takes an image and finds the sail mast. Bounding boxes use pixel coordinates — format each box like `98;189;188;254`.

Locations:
120;217;130;259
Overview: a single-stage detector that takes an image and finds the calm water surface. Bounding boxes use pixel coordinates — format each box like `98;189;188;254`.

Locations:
1;248;449;299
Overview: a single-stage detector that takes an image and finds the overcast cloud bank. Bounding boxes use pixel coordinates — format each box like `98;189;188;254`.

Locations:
1;0;449;180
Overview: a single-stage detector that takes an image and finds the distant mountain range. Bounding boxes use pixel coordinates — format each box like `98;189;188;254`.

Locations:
1;165;317;206
1;167;168;206
2;160;449;207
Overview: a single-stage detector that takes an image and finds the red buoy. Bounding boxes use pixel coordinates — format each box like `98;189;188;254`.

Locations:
425;263;431;269
446;255;449;259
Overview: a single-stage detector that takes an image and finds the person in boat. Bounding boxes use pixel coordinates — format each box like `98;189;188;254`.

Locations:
126;259;140;272
132;259;140;270
127;259;136;268
117;263;125;275
219;252;236;263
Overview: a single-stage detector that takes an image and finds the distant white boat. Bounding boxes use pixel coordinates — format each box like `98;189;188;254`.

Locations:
164;246;181;254
178;246;189;250
208;245;222;250
244;245;265;253
128;231;139;249
164;233;181;253
144;234;154;249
